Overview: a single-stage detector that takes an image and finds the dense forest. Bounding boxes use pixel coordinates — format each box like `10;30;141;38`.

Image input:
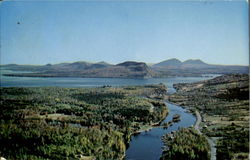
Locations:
0;85;168;159
161;128;210;160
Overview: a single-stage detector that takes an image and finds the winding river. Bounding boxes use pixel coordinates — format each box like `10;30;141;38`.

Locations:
0;70;218;160
125;75;218;160
126;102;196;160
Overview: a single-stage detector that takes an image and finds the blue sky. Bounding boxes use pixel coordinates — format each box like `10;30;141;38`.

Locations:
0;0;248;65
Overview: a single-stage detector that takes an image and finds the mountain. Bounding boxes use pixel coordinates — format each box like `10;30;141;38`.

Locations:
182;59;206;64
1;59;248;78
2;61;153;78
153;58;208;68
117;61;149;71
152;58;248;77
153;58;182;68
62;61;112;70
96;61;112;66
63;61;92;70
181;59;209;68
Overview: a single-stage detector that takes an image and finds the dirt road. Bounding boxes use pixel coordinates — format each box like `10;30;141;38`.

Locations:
194;110;216;160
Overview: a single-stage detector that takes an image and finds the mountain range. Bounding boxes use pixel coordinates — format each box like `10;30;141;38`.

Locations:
152;58;248;77
152;58;209;68
1;58;248;78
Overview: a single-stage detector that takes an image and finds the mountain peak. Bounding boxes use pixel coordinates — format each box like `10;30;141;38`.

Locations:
183;59;207;65
153;58;182;67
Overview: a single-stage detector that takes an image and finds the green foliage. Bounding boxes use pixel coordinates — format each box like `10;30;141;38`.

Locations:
169;74;249;159
0;121;125;160
0;86;168;159
216;125;249;160
161;128;210;160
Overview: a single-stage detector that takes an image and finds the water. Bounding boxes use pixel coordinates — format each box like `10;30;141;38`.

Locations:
126;102;196;160
0;70;218;160
0;70;217;93
124;76;218;160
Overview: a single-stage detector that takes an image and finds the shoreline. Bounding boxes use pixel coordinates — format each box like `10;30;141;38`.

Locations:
165;98;216;160
123;100;169;159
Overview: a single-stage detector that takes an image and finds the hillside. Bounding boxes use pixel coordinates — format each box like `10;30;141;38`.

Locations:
1;61;154;78
152;59;248;77
152;58;182;68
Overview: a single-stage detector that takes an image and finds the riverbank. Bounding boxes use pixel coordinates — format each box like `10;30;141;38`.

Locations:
167;74;249;160
126;101;197;160
160;101;213;160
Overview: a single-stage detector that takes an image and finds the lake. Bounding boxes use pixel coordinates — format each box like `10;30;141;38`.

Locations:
0;70;216;93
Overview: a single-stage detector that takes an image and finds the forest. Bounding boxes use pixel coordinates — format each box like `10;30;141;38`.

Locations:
161;128;210;160
0;85;168;159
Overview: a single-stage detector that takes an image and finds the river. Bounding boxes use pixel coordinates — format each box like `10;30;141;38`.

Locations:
125;75;219;160
0;70;218;160
126;102;196;160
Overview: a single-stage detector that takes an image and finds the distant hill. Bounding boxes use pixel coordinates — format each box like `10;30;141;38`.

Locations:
182;59;206;65
181;59;209;68
152;58;248;77
117;61;149;72
1;58;248;78
153;59;209;68
62;61;112;70
2;61;154;78
153;58;182;68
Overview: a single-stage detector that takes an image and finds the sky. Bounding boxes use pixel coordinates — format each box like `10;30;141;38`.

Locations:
0;0;249;65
